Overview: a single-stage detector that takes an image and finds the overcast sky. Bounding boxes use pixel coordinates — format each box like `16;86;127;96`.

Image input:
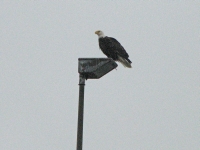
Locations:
1;1;199;150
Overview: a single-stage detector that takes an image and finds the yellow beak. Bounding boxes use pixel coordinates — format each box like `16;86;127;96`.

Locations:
95;31;98;34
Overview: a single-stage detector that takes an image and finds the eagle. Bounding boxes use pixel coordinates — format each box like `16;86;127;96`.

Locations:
95;30;132;68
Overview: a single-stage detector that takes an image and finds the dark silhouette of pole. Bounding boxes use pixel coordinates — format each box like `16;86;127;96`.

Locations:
76;58;117;150
76;74;85;150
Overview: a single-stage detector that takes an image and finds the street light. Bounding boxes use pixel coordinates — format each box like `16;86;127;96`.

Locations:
77;58;118;150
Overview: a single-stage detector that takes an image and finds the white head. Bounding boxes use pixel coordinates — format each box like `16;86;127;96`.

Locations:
95;30;105;38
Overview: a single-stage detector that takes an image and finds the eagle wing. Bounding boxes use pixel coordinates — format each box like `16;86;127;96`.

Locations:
108;37;129;58
99;37;117;60
99;36;131;63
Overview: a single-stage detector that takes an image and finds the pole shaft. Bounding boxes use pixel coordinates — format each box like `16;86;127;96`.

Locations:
76;75;85;150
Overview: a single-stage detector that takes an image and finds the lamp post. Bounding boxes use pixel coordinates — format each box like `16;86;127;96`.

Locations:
76;58;118;150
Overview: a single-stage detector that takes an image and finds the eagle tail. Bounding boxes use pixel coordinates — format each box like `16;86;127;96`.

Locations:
117;55;132;68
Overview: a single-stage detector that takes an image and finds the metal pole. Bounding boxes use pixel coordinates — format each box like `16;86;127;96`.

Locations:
76;74;85;150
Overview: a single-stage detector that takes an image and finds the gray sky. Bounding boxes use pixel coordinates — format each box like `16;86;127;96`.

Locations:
1;1;199;150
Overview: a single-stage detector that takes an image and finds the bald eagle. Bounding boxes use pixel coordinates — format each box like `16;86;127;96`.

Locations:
95;30;132;68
